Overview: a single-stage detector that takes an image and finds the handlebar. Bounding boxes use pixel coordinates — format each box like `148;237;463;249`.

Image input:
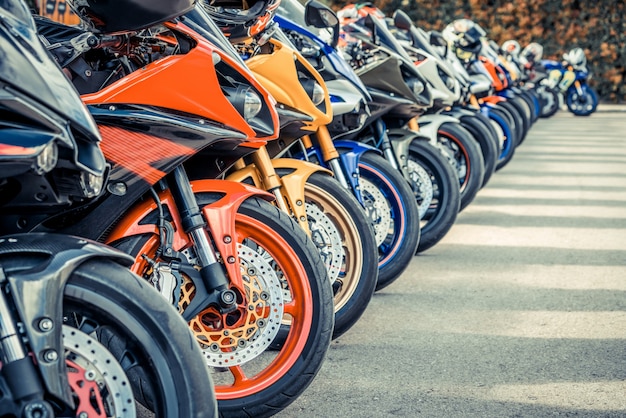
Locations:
86;34;124;49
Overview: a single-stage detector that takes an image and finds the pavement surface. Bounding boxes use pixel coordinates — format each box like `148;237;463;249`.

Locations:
275;105;626;417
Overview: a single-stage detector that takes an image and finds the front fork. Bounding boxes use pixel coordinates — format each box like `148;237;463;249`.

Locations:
167;166;238;320
226;145;333;235
307;124;382;205
0;280;52;418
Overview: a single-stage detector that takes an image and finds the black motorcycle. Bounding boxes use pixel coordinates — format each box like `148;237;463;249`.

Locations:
0;1;217;416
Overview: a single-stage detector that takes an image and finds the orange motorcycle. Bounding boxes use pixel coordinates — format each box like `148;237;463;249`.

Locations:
36;3;334;416
191;4;379;339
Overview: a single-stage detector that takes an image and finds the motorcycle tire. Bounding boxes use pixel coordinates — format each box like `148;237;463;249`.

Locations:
406;138;461;253
487;105;517;171
536;85;560;118
357;152;421;291
112;194;334;418
457;112;499;188
508;95;533;145
436;122;485;212
0;255;217;418
566;85;598;116
497;99;526;147
299;171;379;336
519;89;540;124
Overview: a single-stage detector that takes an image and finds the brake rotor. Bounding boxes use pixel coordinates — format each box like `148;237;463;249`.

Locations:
63;325;135;417
306;201;343;284
359;177;392;246
407;159;433;219
438;138;466;180
180;243;284;367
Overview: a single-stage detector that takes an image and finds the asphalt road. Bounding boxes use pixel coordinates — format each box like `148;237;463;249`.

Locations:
275;106;626;418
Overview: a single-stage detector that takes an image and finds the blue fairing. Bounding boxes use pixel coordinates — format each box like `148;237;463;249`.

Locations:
303;139;380;203
274;14;371;100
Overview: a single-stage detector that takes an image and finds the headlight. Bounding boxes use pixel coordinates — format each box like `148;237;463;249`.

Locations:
34;141;58;174
407;78;424;96
79;171;104;198
311;82;325;106
243;90;262;120
445;77;456;91
301;79;326;106
228;86;263;121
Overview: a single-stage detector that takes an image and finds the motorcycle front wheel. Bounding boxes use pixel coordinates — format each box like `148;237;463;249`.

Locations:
535;85;560;118
436;123;485;211
566;85;598;116
357;152;421;291
0;256;217;418
112;194;334;417
299;172;378;337
405;138;461;253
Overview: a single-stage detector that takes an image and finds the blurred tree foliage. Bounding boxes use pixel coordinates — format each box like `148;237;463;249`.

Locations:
330;0;626;102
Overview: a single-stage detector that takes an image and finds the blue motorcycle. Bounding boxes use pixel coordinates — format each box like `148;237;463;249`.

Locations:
542;47;598;116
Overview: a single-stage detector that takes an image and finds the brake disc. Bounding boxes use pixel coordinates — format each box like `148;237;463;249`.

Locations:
63;324;136;417
407;159;433;219
181;243;284;367
359;177;392;246
306;201;343;284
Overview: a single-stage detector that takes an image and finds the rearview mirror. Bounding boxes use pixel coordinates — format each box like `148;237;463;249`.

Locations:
305;0;340;48
392;10;412;31
429;30;447;47
305;0;339;28
363;14;378;45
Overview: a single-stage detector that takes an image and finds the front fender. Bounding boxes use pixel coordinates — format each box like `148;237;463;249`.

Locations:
106;180;274;292
227;158;331;232
386;128;430;181
0;233;133;408
417;114;460;143
333;140;381;203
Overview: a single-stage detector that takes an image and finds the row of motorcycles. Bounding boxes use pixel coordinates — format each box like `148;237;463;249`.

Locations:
505;40;598;117
0;0;562;416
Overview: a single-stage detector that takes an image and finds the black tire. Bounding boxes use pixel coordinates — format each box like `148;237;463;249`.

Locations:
489;105;517;171
437;122;485;211
113;195;334;417
519;89;540;124
303;172;378;337
0;255;217;418
535;85;560;118
508;95;533;145
406;138;461;253
566;85;598;116
357;152;421;291
497;99;525;147
457;113;499;188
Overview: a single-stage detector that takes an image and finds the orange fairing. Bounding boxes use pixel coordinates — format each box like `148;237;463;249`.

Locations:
479;56;508;92
81;21;278;144
245;39;332;131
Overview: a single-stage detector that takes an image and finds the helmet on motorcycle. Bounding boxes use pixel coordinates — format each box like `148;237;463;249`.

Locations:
442;19;486;61
201;0;282;43
564;47;586;68
502;40;521;57
66;0;194;33
521;42;543;64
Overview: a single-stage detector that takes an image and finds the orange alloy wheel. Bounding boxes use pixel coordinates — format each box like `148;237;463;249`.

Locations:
106;183;333;414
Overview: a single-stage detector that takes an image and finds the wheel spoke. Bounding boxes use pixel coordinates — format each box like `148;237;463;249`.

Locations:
283;300;298;316
229;364;248;385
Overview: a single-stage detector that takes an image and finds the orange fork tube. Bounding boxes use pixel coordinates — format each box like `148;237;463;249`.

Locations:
469;95;481;108
311;126;339;163
105;179;274;295
407;117;419;132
